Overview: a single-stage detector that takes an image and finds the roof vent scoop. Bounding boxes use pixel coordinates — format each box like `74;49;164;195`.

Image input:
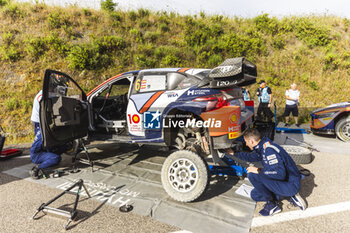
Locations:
208;57;257;88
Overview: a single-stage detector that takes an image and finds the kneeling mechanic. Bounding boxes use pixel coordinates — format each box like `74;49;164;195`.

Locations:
226;128;307;216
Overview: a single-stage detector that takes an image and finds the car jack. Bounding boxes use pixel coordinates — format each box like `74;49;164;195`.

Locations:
72;140;94;172
32;179;91;229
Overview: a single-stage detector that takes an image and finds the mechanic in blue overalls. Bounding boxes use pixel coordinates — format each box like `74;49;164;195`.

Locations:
226;128;307;216
29;74;69;179
256;80;273;122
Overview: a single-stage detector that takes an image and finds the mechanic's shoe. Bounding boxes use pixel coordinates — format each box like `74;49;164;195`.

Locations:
295;124;300;127
29;166;40;179
284;123;289;127
289;193;307;211
259;201;281;216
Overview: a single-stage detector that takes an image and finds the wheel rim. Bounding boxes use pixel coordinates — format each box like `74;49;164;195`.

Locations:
339;122;350;140
167;158;199;193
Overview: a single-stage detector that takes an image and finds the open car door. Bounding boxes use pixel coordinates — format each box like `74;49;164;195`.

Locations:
40;69;89;148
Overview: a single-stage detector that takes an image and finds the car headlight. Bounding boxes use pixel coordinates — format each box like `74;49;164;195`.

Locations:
316;112;336;119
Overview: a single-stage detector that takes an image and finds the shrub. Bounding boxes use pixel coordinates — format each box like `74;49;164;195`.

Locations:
67;44;91;70
47;12;71;29
25;37;47;59
309;81;319;90
161;54;181;66
184;25;210;47
67;36;125;70
128;10;137;21
129;28;143;43
3;3;24;20
294;18;331;48
210;15;223;23
101;0;117;12
154;46;180;59
139;19;151;28
144;31;161;42
109;11;121;21
158;23;169;32
253;14;279;35
207;54;223;67
46;33;70;56
134;54;156;68
223;32;266;58
5;98;19;111
94;36;126;53
272;35;286;49
209;24;224;37
83;9;92;16
0;44;21;61
0;0;8;7
138;8;150;18
2;32;15;46
324;52;340;70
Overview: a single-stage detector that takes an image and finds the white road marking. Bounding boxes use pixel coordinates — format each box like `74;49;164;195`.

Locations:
251;201;350;228
171;231;193;233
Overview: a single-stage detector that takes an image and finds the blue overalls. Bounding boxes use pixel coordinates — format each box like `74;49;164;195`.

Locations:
235;137;301;201
30;123;64;169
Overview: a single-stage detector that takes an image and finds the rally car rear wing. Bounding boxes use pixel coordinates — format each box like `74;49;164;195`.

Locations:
203;57;257;88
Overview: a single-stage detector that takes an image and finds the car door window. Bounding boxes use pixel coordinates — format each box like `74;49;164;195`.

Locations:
48;73;83;100
134;75;166;93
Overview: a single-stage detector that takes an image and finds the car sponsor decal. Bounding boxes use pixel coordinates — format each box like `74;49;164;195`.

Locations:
228;126;240;132
186;89;212;96
143;111;161;129
139;91;165;114
228;132;240;139
126;99;144;136
230;113;238;123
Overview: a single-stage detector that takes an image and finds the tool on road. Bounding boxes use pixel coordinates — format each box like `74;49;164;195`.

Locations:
52;169;64;178
284;136;319;152
119;204;133;213
32;179;91;229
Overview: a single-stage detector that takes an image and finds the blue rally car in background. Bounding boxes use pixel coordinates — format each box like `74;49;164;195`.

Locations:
39;57;257;202
310;102;350;142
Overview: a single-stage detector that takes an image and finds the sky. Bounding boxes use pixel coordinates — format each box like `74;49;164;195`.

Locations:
19;0;350;18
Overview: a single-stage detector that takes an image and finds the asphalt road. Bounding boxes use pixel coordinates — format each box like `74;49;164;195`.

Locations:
1;132;350;233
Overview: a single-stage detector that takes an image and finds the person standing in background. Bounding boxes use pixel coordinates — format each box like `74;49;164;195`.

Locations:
284;83;300;127
256;80;273;122
242;86;251;101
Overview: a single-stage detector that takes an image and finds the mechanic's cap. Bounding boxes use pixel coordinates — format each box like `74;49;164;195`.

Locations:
51;73;69;87
258;80;266;84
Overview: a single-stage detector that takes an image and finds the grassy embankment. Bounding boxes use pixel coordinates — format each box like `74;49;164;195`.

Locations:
1;0;350;144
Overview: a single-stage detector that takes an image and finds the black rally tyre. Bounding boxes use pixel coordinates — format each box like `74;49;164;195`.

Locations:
335;117;350;142
281;145;312;164
161;150;209;202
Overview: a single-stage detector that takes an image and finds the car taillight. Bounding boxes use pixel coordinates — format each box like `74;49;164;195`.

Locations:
193;94;229;111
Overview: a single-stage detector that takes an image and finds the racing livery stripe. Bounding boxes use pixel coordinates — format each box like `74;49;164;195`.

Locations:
139;91;165;114
178;68;190;73
87;73;123;96
37;94;42;101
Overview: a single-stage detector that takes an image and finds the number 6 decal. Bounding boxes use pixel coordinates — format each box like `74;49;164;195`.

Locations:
134;78;141;91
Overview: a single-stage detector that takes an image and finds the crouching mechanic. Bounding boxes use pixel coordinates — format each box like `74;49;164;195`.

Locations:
226;128;307;216
29;74;71;179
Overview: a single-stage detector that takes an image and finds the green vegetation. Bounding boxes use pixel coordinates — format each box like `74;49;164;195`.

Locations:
1;2;350;144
